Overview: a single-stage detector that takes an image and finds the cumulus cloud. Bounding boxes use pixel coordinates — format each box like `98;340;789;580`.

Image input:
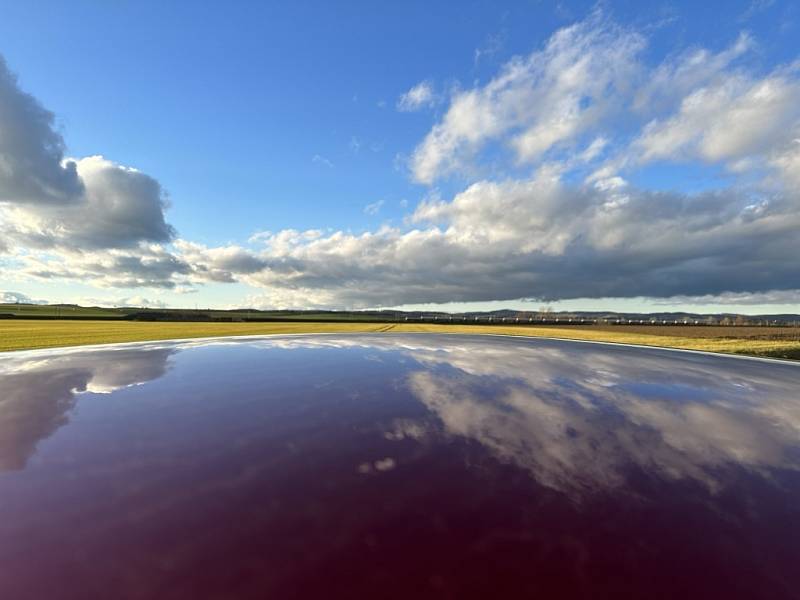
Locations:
397;81;437;112
0;57;83;205
0;61;173;251
175;240;267;283
632;32;753;114
590;33;800;193
410;14;644;183
634;71;800;166
17;244;190;289
770;138;800;188
0;53;180;290
2;156;175;252
173;165;800;308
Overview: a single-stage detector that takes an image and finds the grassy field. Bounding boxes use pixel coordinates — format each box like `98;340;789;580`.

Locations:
1;319;799;361
559;324;800;340
0;303;400;321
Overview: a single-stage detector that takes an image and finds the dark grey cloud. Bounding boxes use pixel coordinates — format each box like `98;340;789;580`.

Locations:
0;56;83;205
176;241;268;283
2;155;176;252
20;246;192;289
178;174;800;308
0;52;181;290
1;54;175;275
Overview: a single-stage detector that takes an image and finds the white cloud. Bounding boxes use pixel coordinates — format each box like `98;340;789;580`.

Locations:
16;244;191;289
632;32;753;113
634;71;800;166
740;0;776;21
0;54;181;291
473;31;505;67
397;81;437;112
311;154;333;168
770;138;800;188
0;59;174;254
174;167;800;308
363;199;384;215
175;239;267;283
2;155;175;252
410;14;644;183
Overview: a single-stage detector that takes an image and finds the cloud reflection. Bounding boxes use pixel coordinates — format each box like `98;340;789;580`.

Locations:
402;340;800;496
0;346;174;470
1;334;798;499
242;335;800;496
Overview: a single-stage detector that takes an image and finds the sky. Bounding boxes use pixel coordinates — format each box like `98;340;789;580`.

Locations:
0;0;799;314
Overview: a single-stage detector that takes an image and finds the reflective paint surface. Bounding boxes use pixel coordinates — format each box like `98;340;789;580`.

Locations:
1;334;799;599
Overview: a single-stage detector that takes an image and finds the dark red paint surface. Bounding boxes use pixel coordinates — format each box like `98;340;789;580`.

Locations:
1;335;798;599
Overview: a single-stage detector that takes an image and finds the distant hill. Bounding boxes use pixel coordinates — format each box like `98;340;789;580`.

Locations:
1;302;798;326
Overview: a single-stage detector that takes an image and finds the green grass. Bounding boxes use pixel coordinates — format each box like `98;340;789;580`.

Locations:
0;321;391;352
1;320;799;361
0;303;395;321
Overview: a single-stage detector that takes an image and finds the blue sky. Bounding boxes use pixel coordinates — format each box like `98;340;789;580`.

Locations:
1;0;799;313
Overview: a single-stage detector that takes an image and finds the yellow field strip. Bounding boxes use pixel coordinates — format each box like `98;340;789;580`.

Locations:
1;319;799;360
